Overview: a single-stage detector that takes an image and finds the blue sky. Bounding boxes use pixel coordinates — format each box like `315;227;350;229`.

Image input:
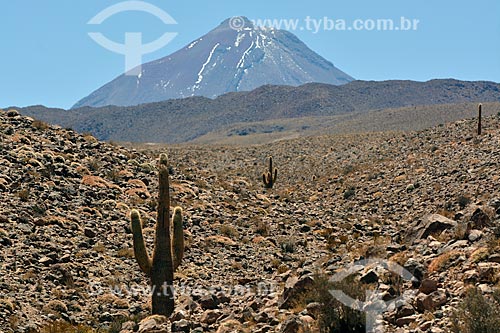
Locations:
1;0;499;109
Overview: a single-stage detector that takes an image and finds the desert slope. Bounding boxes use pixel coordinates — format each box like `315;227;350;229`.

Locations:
1;109;500;332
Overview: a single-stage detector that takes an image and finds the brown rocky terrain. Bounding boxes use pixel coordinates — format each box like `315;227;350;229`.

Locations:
190;102;500;145
1;108;500;333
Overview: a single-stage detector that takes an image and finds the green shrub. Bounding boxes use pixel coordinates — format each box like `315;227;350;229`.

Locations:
279;236;297;253
304;273;366;333
451;287;500;333
457;195;471;209
343;187;356;200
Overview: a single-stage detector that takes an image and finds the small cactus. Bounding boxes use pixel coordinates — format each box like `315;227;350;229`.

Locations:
477;103;482;135
130;154;184;317
262;156;278;189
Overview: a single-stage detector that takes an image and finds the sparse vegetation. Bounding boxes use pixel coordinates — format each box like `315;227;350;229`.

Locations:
129;154;184;316
298;273;367;333
254;219;270;236
5;105;500;331
342;164;355;175
279;236;297;253
38;321;96;333
86;157;102;172
106;168;121;182
32;203;47;216
116;247;135;258
82;132;98;143
457;194;471;208
451;287;500;333
0;299;15;312
428;250;462;273
16;189;29;201
470;247;490;263
32;119;49;130
42;300;68;317
38;317;137;333
92;243;106;253
343;186;356;200
262;156;278;189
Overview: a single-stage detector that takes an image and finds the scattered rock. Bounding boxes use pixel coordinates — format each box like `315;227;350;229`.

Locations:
419;279;439;295
478;262;500;282
200;309;222;325
360;269;379;284
6;109;19;117
84;227;97;238
468;229;483;242
280;316;310;333
216;319;242;333
403;258;425;286
465;205;494;230
171;319;191;332
396;315;417;327
39;256;55;266
396;304;415;319
199;294;219;310
488;253;500;263
2;112;500;332
137;315;170;333
415;289;447;312
305;301;322;319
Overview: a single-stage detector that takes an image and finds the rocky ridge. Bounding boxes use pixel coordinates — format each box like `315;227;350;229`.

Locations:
19;79;500;144
1;108;500;332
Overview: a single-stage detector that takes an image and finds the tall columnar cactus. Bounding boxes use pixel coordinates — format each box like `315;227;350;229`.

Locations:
477;103;482;135
130;154;184;317
262;156;278;189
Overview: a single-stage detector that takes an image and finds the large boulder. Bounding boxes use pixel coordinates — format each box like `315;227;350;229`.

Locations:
413;214;458;240
415;289;447;312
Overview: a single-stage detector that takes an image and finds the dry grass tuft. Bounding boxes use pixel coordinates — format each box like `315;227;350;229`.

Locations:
428;250;462;273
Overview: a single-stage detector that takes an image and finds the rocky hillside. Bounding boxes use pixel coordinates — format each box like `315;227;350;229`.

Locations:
1;108;500;333
18;79;500;143
191;102;500;145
